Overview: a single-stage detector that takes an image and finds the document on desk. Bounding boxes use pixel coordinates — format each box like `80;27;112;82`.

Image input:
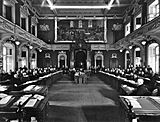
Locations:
25;99;37;107
0;95;12;104
33;94;44;100
0;93;8;98
14;94;32;105
121;96;142;108
33;86;42;91
130;99;142;108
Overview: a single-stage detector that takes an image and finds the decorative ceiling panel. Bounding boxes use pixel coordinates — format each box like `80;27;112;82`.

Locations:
28;0;134;17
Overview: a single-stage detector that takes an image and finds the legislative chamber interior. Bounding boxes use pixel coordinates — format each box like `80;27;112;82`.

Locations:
1;0;160;122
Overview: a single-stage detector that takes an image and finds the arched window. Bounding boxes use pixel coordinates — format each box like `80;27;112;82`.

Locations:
148;43;159;73
20;4;30;31
3;43;15;72
134;47;141;67
3;0;16;22
31;51;37;69
19;46;28;68
58;52;67;68
125;50;130;69
94;52;104;68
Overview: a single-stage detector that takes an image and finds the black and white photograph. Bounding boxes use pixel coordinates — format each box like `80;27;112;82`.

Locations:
0;0;160;121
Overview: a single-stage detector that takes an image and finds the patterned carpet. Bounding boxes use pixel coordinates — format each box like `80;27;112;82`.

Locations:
47;74;125;122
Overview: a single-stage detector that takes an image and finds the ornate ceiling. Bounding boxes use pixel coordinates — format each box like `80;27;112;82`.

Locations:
28;0;134;17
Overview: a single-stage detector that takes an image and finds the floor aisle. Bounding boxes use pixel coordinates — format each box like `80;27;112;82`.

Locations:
47;74;124;122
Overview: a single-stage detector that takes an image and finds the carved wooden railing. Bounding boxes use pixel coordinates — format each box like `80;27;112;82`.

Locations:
0;16;51;49
115;15;160;49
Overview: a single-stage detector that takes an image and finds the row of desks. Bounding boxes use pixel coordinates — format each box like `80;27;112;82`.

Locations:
98;71;160;122
0;93;48;122
0;71;62;94
98;71;139;94
0;71;63;122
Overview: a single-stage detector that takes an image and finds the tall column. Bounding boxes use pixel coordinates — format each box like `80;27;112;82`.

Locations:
159;45;160;75
141;46;145;66
0;0;3;16
129;49;133;65
104;17;107;43
70;51;74;68
87;50;91;69
141;2;147;25
145;44;148;67
0;40;3;71
15;43;19;70
55;17;57;42
28;47;31;69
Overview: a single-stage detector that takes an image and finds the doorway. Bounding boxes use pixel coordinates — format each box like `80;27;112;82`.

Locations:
60;56;65;68
58;52;67;68
148;43;159;73
96;56;102;68
75;50;87;69
3;42;15;72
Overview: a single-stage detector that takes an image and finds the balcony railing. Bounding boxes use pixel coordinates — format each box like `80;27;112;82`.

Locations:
115;14;160;49
0;15;50;49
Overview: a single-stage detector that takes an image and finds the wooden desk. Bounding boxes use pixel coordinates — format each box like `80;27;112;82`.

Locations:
120;96;160;122
0;93;48;122
98;71;139;94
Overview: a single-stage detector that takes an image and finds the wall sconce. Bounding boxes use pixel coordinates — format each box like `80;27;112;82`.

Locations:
129;45;132;49
141;40;146;45
39;49;42;52
29;45;33;49
15;41;20;46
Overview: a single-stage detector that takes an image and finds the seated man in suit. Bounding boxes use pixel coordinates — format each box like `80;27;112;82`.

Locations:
136;78;151;96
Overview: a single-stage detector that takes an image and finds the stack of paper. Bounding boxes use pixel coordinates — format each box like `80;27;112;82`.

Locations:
0;93;8;98
0;95;12;104
25;99;37;107
130;99;142;108
33;86;42;91
0;85;8;91
122;96;142;108
14;94;32;105
33;94;44;101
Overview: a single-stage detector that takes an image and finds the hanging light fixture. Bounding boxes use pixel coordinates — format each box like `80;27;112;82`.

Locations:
47;0;116;10
141;40;146;45
39;49;42;52
15;41;20;46
29;45;33;49
129;45;132;49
